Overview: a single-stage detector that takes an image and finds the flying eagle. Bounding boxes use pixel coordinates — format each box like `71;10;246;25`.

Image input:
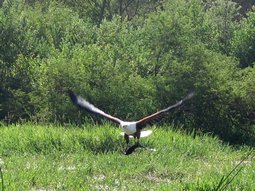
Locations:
68;90;194;152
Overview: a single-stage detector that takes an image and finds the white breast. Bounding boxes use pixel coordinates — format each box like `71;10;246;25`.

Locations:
120;121;137;135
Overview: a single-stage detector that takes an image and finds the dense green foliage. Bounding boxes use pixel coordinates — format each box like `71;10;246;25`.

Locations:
0;124;254;190
0;0;254;144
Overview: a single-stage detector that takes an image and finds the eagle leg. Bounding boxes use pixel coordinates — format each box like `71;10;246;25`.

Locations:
134;131;141;146
124;133;129;148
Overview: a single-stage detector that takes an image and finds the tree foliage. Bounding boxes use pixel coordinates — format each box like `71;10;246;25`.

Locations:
0;0;254;144
232;7;255;67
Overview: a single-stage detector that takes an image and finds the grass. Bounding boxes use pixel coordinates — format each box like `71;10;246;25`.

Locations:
0;123;254;190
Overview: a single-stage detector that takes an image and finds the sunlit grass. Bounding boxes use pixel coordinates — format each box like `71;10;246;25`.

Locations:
0;123;254;190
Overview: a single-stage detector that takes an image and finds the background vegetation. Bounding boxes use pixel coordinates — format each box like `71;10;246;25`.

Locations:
0;0;255;144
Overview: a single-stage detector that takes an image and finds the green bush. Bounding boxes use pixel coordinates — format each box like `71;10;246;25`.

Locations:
232;8;255;67
0;0;254;144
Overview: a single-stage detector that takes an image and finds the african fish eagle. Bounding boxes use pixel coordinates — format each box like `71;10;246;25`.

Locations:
68;90;194;150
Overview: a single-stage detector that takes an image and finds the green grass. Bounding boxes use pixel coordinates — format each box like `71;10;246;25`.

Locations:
0;123;254;190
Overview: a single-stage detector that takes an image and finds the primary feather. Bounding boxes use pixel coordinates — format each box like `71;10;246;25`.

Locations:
136;92;194;129
68;90;122;124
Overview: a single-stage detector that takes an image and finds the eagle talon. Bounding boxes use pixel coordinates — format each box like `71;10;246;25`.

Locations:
125;143;142;155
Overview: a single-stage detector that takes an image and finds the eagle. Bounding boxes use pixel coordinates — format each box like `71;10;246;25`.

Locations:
68;90;194;154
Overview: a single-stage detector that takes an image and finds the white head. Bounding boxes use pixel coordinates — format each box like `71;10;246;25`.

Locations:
120;121;137;135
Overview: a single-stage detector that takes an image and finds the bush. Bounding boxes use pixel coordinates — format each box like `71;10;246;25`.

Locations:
0;0;254;144
232;8;255;67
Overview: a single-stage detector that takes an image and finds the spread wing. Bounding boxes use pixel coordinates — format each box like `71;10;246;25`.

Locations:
68;90;123;124
136;92;194;129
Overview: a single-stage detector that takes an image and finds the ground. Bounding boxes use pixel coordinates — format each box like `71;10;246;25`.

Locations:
0;123;254;190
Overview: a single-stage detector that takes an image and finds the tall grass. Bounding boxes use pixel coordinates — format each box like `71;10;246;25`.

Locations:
0;123;254;190
0;166;4;191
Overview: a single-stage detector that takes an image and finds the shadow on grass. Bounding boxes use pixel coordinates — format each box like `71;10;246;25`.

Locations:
0;125;155;156
78;136;123;154
78;135;156;155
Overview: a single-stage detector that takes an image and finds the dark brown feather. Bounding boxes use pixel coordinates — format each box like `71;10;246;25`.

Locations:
136;92;194;129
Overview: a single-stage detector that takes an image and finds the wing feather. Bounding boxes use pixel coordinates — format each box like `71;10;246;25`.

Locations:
68;90;122;124
136;92;194;129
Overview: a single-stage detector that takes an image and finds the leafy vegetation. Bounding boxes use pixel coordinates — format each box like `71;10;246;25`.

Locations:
0;2;254;189
0;0;254;145
0;124;254;190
